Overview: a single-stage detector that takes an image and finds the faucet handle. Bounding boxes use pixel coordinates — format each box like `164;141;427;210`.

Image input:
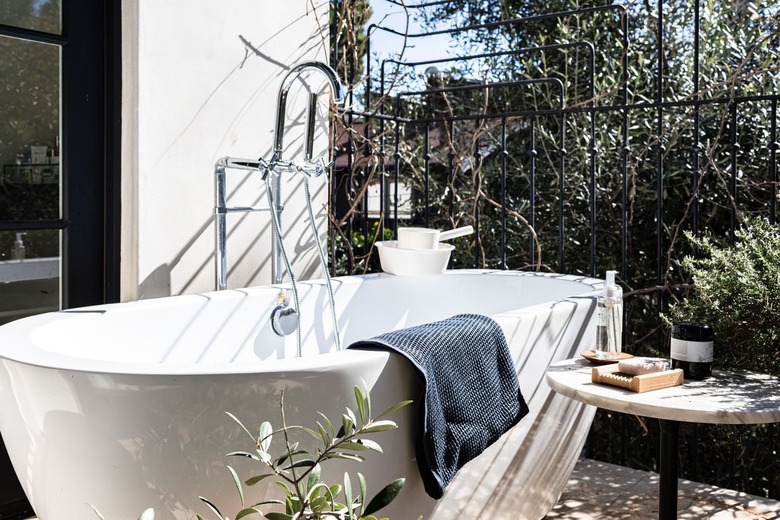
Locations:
294;158;332;178
261;157;333;179
312;158;334;178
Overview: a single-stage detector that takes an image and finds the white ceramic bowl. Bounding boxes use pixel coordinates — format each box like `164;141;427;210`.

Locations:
375;240;454;276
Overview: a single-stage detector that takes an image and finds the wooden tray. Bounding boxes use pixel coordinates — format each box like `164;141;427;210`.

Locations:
591;364;684;393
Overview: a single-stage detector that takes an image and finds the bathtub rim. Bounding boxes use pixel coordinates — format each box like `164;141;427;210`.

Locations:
0;269;603;376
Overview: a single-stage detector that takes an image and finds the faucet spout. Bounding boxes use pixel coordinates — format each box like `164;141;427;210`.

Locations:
272;61;345;163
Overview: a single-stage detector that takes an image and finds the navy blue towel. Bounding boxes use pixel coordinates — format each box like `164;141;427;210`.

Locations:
347;313;529;499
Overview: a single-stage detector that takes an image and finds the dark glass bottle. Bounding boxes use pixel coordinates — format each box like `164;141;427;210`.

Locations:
670;322;714;379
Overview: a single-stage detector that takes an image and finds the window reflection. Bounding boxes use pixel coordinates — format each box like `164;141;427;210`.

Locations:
0;35;61;220
0;0;62;35
0;5;63;324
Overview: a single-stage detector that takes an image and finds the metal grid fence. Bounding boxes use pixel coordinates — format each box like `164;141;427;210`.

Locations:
331;0;779;499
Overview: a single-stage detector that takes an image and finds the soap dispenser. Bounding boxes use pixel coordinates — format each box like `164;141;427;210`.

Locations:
11;232;26;260
595;270;623;359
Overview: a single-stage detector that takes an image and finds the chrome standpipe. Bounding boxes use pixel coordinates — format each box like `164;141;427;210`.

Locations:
214;157;272;291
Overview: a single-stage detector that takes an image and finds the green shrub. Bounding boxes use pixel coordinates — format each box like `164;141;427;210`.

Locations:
664;217;780;376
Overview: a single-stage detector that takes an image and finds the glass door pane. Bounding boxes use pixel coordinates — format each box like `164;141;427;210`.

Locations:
0;230;60;325
0;34;62;324
0;0;62;35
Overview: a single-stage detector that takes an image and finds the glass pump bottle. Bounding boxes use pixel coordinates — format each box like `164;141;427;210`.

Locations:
595;270;623;359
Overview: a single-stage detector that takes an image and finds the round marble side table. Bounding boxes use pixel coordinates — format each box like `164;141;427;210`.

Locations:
546;358;780;520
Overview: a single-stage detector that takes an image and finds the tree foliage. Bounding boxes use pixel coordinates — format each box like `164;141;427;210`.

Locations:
341;0;780;344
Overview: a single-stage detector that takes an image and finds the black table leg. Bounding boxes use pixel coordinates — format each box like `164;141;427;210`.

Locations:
659;419;680;520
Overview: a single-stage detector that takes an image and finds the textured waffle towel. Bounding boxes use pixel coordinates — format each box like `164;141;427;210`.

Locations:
347;313;529;499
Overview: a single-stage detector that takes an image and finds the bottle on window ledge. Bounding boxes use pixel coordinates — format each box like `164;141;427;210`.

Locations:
11;232;26;260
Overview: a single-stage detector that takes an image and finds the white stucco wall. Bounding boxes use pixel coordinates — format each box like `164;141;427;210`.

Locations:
121;0;333;300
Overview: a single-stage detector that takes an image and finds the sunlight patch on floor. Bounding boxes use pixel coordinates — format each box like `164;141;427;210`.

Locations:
546;458;780;519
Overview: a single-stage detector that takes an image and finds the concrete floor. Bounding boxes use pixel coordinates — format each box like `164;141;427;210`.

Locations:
546;458;780;519
26;458;780;519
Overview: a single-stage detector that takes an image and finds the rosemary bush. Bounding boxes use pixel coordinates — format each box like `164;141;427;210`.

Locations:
664;218;780;376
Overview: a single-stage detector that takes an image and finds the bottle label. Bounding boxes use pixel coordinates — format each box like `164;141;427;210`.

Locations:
670;338;713;363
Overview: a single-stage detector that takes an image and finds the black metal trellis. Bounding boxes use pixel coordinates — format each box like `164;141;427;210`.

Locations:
331;0;780;500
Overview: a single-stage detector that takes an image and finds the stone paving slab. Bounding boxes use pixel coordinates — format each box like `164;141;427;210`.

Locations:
545;458;780;519
26;457;779;519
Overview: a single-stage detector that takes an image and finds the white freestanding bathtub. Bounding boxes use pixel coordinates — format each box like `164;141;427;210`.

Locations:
0;270;600;520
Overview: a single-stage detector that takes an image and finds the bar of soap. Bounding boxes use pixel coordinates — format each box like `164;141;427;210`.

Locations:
617;357;670;376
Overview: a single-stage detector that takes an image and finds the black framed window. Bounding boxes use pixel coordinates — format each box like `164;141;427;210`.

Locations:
0;0;119;516
0;0;119;317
